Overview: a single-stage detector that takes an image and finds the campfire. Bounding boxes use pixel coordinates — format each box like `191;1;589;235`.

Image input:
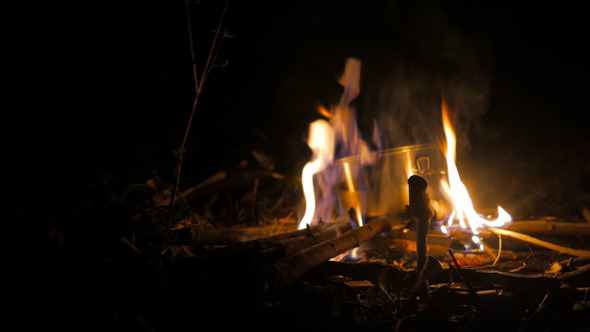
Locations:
123;58;590;331
294;58;516;264
11;1;590;331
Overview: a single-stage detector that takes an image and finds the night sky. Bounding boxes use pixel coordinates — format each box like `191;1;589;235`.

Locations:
5;0;590;220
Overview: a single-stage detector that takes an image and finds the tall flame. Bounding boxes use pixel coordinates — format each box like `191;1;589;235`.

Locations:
297;58;376;230
440;96;512;235
298;119;335;229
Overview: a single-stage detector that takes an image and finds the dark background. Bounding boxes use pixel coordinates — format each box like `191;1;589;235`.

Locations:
4;0;590;222
2;1;589;330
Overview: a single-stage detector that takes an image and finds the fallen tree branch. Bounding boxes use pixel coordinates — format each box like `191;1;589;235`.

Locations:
266;216;397;291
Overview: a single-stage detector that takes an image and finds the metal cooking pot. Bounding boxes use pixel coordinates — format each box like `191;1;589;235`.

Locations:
335;143;447;219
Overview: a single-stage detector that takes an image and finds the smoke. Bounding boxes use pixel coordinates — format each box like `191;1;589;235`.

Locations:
349;4;494;217
361;5;493;152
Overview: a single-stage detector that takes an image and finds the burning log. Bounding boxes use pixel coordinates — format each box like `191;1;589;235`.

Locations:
266;216;397;291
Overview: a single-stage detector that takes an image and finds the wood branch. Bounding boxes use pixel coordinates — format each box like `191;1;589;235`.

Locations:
167;226;270;247
263;220;339;242
429;267;559;290
183;170;284;203
265;223;351;259
168;219;344;248
266;216;396;291
217;221;352;261
408;175;433;299
557;263;590;285
311;260;410;289
153;169;287;208
388;229;466;251
447;220;590;243
313;259;560;294
505;220;590;238
489;227;590;258
408;175;433;271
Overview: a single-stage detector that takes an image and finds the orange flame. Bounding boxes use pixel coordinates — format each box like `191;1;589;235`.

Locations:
439;96;512;236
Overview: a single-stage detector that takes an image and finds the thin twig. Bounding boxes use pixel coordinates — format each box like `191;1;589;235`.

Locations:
168;0;230;218
198;0;229;94
518;291;549;332
518;244;552;332
492;233;502;266
448;249;480;308
185;0;199;93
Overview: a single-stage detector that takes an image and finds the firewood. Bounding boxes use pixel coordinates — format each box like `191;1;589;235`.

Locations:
446;220;590;248
217;221;352;260
266;216;396;291
557;263;590;286
387;229;466;251
505;220;590;238
264;222;351;259
166;226;270;248
311;260;410;290
488;227;590;258
408;175;433;272
408;175;433;300
262;220;341;242
180;170;284;204
429;267;560;290
167;219;341;248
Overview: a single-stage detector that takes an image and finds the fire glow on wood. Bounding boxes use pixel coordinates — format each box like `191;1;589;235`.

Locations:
298;58;513;254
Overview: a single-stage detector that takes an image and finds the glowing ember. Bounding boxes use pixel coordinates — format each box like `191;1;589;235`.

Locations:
439;96;512;236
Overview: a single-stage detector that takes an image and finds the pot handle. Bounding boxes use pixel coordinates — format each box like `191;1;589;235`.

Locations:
415;156;431;174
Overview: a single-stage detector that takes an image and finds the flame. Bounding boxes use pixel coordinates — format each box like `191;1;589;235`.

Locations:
298;119;335;230
297;58;376;230
439;96;512;235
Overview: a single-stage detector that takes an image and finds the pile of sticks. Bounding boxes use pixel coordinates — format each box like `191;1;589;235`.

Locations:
165;213;403;293
161;175;590;297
